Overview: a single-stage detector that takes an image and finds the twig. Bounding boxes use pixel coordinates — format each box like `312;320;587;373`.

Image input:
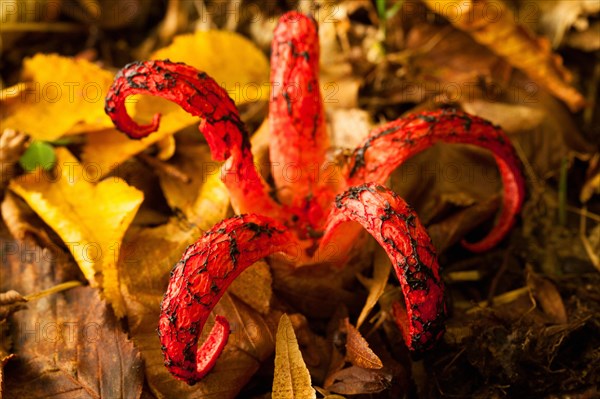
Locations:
0;22;85;32
24;281;82;301
486;245;513;305
137;152;191;183
579;207;600;272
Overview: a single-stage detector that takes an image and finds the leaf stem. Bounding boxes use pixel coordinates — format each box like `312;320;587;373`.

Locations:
24;281;82;301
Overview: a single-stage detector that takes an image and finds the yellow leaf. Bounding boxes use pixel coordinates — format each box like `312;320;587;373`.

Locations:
156;135;176;160
151;30;270;104
1;54;115;140
155;140;224;219
81;29;270;176
356;246;391;328
9;148;143;317
272;314;317;399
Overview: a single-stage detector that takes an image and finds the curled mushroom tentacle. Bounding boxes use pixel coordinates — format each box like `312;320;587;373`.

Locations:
158;214;292;384
320;183;446;351
346;109;526;252
104;60;282;218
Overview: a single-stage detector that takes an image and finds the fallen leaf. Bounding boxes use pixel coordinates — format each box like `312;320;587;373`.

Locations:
0;343;13;399
155;138;225;219
533;0;600;47
156;135;176;160
344;319;383;370
9;148;144;317
390;143;500;227
272;314;317;399
0;191;64;252
0;128;28;188
18;140;56;171
81;29;270;176
325;366;391;395
1;238;143;399
229;260;273;315
0;54;115;140
151;30;270;102
327;108;373;150
0;290;27;320
356;246;391;328
581;154;600;202
527;270;568;324
0;288;26;390
287;313;333;384
427;195;501;253
461;96;593;174
271;259;368;319
422;0;585;111
564;21;600;51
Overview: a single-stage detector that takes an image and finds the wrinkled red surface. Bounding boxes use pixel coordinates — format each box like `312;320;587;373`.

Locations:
158;214;291;384
104;60;282;219
105;11;525;385
269;12;329;214
345;109;526;252
321;183;446;350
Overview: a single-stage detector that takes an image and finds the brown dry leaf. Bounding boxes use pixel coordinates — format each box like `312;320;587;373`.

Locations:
0;54;115;140
327;108;373;150
271;257;369;319
81;29;270;176
0;191;63;252
0;289;26;395
272;314;317;399
0;290;27;320
1;238;143;399
422;0;585;111
9;148;144;317
0;342;13;399
581;154;600;202
390;143;500;227
0;128;28;189
527;271;568;324
428;195;501;253
344;319;383;370
155;138;223;219
287;313;333;383
229;260;272;315
356;246;391;328
461;95;593;172
325;366;391;395
533;0;600;48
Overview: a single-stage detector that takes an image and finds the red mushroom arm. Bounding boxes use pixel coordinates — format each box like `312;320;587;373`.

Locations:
346;109;525;252
105;60;282;218
320;183;446;351
158;214;292;384
269;12;329;209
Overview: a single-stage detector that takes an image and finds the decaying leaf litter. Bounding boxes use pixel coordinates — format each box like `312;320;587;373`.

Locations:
1;1;599;398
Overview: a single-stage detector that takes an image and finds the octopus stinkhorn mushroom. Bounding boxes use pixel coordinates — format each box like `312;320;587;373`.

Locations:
105;12;525;385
